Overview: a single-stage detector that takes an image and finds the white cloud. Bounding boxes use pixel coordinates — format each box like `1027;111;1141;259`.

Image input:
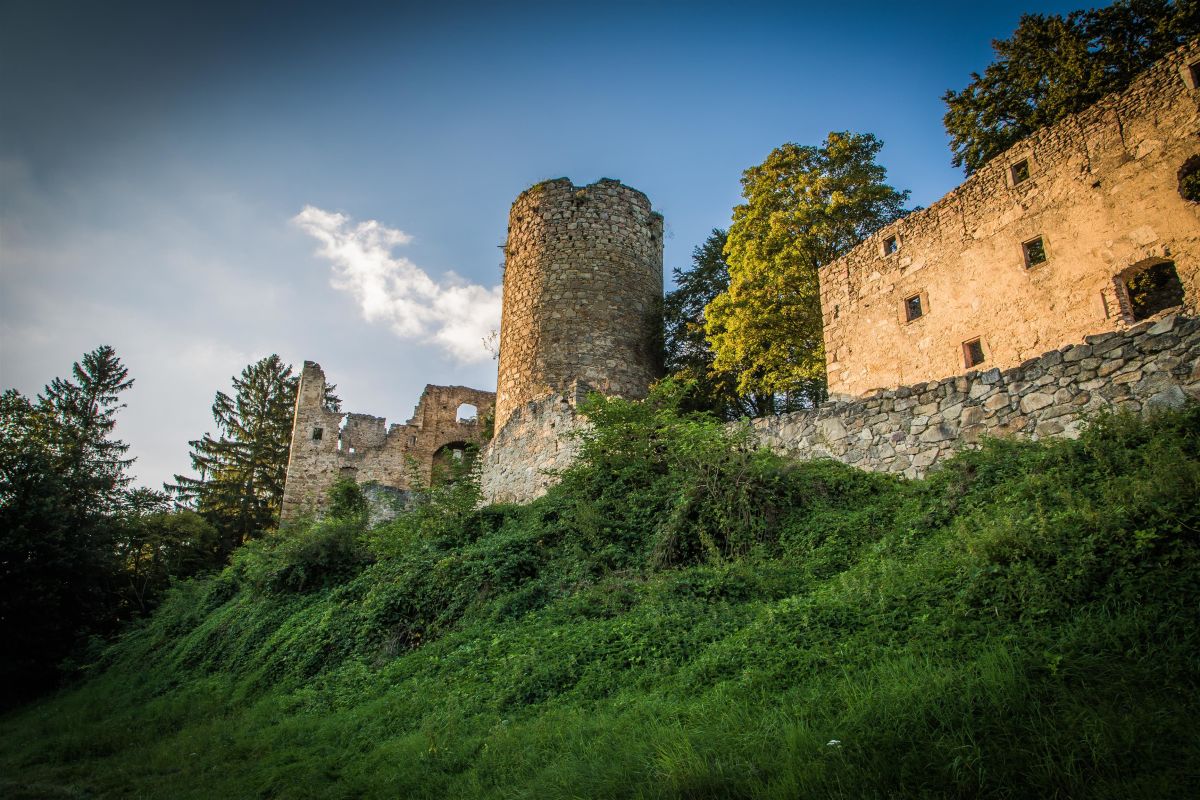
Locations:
292;205;502;363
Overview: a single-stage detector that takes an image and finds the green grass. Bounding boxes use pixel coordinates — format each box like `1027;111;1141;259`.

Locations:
2;397;1199;798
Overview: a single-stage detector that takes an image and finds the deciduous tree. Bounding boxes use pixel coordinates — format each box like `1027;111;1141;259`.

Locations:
705;132;909;401
943;0;1199;174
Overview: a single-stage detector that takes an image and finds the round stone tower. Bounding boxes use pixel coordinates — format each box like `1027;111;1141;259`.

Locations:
494;178;664;432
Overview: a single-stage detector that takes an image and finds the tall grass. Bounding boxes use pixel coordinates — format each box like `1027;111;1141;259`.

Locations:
2;392;1198;798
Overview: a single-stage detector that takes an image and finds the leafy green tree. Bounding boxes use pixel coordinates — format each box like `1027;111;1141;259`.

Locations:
112;489;222;615
172;355;338;554
664;230;780;418
0;347;135;702
705;132;909;401
944;0;1199;174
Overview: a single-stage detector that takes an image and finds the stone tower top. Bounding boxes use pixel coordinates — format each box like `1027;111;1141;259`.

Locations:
494;178;665;431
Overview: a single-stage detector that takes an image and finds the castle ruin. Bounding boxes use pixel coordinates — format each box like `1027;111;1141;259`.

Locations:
280;367;495;520
281;178;664;519
282;41;1200;515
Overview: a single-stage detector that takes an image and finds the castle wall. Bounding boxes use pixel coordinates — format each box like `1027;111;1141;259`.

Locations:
476;315;1199;505
820;40;1200;397
478;383;589;505
280;361;495;521
494;178;664;431
752;314;1200;478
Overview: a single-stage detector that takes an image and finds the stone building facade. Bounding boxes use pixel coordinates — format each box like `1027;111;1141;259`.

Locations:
280;361;495;521
751;313;1200;479
494;178;664;431
820;40;1200;398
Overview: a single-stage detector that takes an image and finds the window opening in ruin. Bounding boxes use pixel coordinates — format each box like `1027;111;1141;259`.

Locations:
963;338;986;368
1190;61;1200;88
1022;236;1047;268
1011;159;1030;185
1123;261;1185;322
456;403;478;422
883;235;899;255
1179;156;1200;202
904;294;924;322
312;427;323;441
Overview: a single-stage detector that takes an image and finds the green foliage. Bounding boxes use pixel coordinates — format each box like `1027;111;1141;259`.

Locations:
2;398;1199;798
664;230;781;419
943;0;1200;173
0;346;137;704
233;518;374;594
326;478;369;523
113;493;222;615
706;132;909;400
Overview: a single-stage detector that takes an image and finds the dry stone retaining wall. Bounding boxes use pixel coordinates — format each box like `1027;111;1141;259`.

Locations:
751;314;1200;478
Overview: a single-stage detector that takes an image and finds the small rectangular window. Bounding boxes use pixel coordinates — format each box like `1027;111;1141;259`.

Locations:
1190;61;1200;88
312;427;323;441
1023;236;1047;267
1011;159;1030;185
963;338;986;368
883;235;899;255
904;293;923;322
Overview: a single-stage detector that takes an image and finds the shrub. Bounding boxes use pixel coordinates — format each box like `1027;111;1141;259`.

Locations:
233;517;373;594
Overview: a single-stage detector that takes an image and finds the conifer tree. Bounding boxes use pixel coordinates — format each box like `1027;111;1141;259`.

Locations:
173;355;338;552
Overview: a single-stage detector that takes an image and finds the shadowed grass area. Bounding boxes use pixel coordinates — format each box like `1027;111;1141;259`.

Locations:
2;390;1198;798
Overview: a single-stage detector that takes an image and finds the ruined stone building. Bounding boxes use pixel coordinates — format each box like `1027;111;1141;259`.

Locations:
282;42;1200;514
280;364;495;520
281;179;664;518
820;40;1200;397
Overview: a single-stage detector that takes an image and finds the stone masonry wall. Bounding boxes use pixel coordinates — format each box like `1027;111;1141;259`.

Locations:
280;361;495;521
750;314;1200;479
494;178;664;431
478;382;590;505
820;40;1200;397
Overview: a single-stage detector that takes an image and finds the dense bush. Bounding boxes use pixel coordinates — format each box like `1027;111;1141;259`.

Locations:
2;393;1198;799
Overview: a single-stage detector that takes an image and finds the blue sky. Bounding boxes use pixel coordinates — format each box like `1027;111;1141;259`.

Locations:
1;0;1080;489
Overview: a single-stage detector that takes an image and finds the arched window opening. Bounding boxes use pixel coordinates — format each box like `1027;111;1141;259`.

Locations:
1179;156;1200;203
456;403;478;423
1120;260;1185;322
432;441;473;484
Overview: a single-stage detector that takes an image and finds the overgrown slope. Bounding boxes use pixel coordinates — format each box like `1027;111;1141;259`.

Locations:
3;390;1199;799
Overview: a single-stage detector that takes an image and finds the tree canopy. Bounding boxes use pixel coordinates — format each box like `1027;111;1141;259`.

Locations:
943;0;1200;174
704;132;909;402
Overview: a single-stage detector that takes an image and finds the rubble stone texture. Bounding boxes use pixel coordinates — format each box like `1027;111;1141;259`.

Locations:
821;40;1200;397
750;314;1200;479
280;361;495;521
478;382;590;505
494;178;664;432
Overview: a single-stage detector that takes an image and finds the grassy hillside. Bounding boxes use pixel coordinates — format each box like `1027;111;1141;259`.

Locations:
2;389;1199;799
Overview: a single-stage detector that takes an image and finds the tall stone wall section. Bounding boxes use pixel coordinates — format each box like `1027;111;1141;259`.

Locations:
750;314;1200;479
494;178;664;432
821;39;1200;397
478;383;590;505
280;361;495;521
